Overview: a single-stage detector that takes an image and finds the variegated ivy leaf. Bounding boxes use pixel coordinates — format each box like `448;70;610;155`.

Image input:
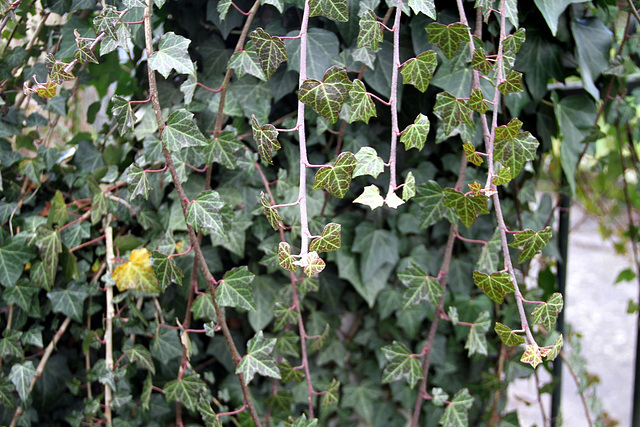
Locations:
36;81;57;98
185;190;225;234
492;166;512;186
508;226;552;263
303;251;325;277
352;47;376;69
250;28;288;79
381;341;423;389
148;32;195;79
227;47;266;80
532;292;563;330
348;79;376;124
398;263;443;309
520;344;542;369
309;223;341;253
385;192;405;209
151;251;184;291
468;88;489;114
217;0;232;21
164;374;206;412
45;54;74;85
495;117;522;140
408;0;436;19
439;389;474;427
127;164;152;200
414;181;456;228
251;116;281;165
502;28;526;74
259;192;283;230
309;0;348;22
180;68;197;104
123;0;147;7
74;39;99;65
463;142;483;166
357;10;383;51
111;96;134;136
203;130;242;169
498;70;524;94
312;151;356;198
472;271;515;304
321;378;340;407
217;266;256;311
494;322;525;346
299;66;351;123
400;51;437;93
278;242;297;272
544;334;563;361
431;387;449;406
353;185;384;210
162;109;207;152
494;125;539;178
400;113;430;151
426;22;471;60
468;181;482;197
471;48;493;75
433;92;473;136
443;188;489;228
402;172;415;201
93;7;119;40
465;311;490;356
353;147;384;178
236;331;280;383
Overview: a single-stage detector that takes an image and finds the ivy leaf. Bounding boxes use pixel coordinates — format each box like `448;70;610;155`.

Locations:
353;146;384;178
150;251;184;291
439;389;474;427
471;48;493;75
432;387;449;406
357;10;383;51
408;0;436;19
312;151;356;198
302;251;325;277
34;227;61;289
227;49;266;80
502;28;526;74
492;166;512;186
476;228;501;273
443;188;489;228
468;88;489;114
47;282;88;322
402;172;416;201
49;190;69;227
472;271;515;304
348;79;377;124
398;263;443;309
321;378;340;407
127;164;152;200
426;22;470;60
353;185;384;210
162;109;207;152
544;334;563;361
9;361;36;402
433;92;473;136
74;39;99;65
124;344;156;374
278;242;297;272
414;181;455;228
532;292;563;330
185;190;225;234
111;96;134;136
463;142;483;166
113;248;160;293
400;113;430;151
4;281;39;313
309;223;341;253
520;344;542;368
252;116;281;165
498;70;524;94
93;7;119;40
164;373;206;411
259;192;283;231
289;414;318;427
236;331;280;383
494;322;525;346
299;66;351;123
88;178;106;225
509;226;552;263
401;51;437;93
250;28;288;79
217;0;232;20
465;311;490;356
494;130;539;179
217;266;256;311
381;341;422;389
204;130;242;169
495;117;522;140
309;0;348;22
36;81;57;98
148;32;195;78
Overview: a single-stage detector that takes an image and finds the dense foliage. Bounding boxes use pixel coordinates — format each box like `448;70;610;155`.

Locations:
0;0;636;426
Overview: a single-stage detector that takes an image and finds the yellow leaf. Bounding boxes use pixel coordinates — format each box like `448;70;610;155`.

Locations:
112;248;160;293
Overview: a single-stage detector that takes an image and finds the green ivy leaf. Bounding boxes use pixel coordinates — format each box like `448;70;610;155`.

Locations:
151;252;184;291
302;251;326;277
431;387;449;406
543;334;563;361
443;188;489;228
260;192;283;231
217;0;232;20
124;344;156;374
148;32;195;78
9;361;36;402
433;92;473;136
468;88;489;114
400;113;430;151
228;49;266;80
520;344;542;368
191;294;217;322
509;226;552;263
472;271;515;304
494;128;539;179
127;164;152;200
93;7;119;40
0;236;33;287
414;181;456;228
198;397;221;427
321;378;340;407
48;190;69;227
45;54;75;84
252;116;281;165
152;327;182;364
313;151;356;198
408;0;436;19
0;329;23;360
398;263;443;309
236;331;280;383
502;28;526;74
498;70;524;94
111;96;134;136
353;147;384;178
274;302;298;331
299;66;351;123
203;130;242;169
532;292;563;330
289;414;318;427
381;341;422;389
74;39;99;65
494;322;525;346
401;51;437;93
492;166;512;186
279;359;304;382
495;117;521;140
309;0;348;22
250;28;288;79
309;223;341;253
4;281;39;313
47;282;88;322
88;178;107;225
348;79;377;124
426;22;471;60
402;172;416;201
439;388;474;427
278;242;297;272
471;48;493;75
476;228;501;273
162;109;207;152
465;311;490;356
34;227;61;289
186;190;225;234
463;142;483;166
266;390;294;411
353;185;385;210
217;266;256;311
357;10;383;51
164;373;206;411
